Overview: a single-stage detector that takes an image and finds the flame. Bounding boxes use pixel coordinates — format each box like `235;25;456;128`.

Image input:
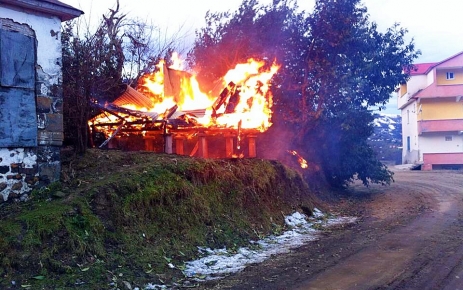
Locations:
288;150;308;169
90;55;280;140
169;52;184;70
138;56;279;131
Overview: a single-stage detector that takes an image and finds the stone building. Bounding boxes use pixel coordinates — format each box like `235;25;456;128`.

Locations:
0;0;82;201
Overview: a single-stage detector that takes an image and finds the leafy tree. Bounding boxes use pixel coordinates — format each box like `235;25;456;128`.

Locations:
293;0;419;186
189;0;420;187
189;0;305;91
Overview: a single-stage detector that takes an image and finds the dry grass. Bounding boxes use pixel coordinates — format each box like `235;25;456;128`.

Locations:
0;149;318;289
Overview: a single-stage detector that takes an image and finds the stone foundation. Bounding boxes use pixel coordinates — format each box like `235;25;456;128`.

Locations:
0;148;39;202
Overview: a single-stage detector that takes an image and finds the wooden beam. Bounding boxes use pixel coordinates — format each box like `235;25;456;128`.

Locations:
248;134;257;158
198;133;208;158
225;134;234;158
190;141;199;157
144;136;155;151
164;134;173;154
174;136;185;155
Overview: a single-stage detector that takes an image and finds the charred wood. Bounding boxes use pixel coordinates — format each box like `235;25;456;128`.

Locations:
99;120;127;148
163;104;178;120
212;81;235;115
225;86;241;114
237;120;242;150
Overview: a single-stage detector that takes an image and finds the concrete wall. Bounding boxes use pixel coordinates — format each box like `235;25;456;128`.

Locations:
420;134;463;158
397;74;428;109
401;101;420;164
419;98;463;120
0;8;63;202
436;67;463;85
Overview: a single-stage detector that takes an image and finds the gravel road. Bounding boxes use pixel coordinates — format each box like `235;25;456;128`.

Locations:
199;169;463;290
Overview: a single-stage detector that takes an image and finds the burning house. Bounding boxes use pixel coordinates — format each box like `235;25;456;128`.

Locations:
89;57;280;158
0;0;83;201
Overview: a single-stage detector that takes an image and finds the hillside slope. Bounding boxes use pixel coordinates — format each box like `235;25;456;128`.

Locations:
0;149;319;289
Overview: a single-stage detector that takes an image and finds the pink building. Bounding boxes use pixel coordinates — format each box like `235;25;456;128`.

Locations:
398;51;463;170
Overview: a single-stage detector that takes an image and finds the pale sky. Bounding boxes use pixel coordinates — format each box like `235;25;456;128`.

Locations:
60;0;463;114
60;0;463;63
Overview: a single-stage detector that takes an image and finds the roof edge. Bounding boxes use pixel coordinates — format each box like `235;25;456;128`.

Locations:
412;51;463;75
398;97;416;110
433;51;463;69
0;0;83;21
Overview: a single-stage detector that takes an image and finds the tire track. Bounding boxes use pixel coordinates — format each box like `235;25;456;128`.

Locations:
199;170;463;290
294;171;463;290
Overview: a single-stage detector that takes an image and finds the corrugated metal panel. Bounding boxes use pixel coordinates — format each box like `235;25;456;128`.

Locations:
170;109;207;119
113;85;154;109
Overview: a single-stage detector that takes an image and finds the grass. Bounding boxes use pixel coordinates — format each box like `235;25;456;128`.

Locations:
0;149;317;289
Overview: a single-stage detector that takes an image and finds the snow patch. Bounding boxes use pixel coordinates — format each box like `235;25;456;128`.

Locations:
175;210;356;282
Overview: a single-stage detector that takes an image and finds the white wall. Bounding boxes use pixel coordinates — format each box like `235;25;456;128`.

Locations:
0;7;62;84
408;75;429;96
401;101;420;163
419;134;463;160
397;74;429;109
0;7;63;201
426;70;435;87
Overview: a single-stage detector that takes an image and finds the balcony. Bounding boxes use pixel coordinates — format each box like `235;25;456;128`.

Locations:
423;153;463;165
418;119;463;134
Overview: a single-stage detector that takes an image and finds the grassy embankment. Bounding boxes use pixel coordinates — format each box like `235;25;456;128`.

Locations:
0;149;317;289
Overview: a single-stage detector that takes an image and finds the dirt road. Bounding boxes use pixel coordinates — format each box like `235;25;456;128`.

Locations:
199;169;463;290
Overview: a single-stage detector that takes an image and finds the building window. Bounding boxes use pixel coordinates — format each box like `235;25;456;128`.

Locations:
407;136;411;152
446;72;455;80
407;110;410;124
445;136;453;141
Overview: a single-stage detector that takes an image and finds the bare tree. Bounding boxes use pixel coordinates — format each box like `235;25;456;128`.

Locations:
61;0;188;153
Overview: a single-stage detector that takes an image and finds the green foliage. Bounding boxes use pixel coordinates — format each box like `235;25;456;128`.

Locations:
29;181;62;200
0;150;316;288
295;0;415;187
189;0;419;188
189;0;305;90
315;109;394;187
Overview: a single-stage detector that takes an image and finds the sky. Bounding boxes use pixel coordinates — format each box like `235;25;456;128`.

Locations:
60;0;463;114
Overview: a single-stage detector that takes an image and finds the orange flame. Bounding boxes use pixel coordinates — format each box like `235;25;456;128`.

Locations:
288;150;308;169
169;52;184;70
90;55;280;140
138;56;279;131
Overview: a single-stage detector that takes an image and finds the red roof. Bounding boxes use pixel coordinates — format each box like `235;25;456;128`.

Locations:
413;83;463;99
408;63;436;75
433;51;463;68
408;51;463;76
